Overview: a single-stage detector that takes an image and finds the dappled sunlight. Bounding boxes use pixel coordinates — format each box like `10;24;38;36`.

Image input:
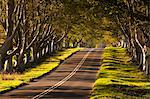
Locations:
0;48;80;93
91;47;150;99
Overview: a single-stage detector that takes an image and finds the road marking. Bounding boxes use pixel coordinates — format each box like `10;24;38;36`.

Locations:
32;49;94;99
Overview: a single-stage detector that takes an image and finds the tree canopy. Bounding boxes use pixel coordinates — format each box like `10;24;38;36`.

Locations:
0;0;150;75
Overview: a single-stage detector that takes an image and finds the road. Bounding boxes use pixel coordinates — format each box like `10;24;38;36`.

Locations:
0;48;103;99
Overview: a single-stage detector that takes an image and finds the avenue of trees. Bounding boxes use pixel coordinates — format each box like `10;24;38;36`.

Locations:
0;0;150;75
0;0;102;73
95;0;150;75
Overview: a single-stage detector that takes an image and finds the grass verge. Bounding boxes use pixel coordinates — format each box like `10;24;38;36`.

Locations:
0;48;80;93
90;47;150;99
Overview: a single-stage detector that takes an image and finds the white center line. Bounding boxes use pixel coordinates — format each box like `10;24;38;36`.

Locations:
32;48;94;99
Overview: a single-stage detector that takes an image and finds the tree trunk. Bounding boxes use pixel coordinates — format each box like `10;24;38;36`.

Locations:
145;56;150;75
51;40;54;52
39;48;42;58
145;47;150;75
5;55;13;73
44;45;48;55
17;49;25;72
48;41;51;54
0;54;4;71
135;31;146;71
26;49;31;63
2;0;15;73
141;48;146;71
33;44;37;62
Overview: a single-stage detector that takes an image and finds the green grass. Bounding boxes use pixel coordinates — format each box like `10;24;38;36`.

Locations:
91;47;150;99
0;48;80;93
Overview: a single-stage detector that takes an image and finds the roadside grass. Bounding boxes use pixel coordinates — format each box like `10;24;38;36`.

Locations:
91;47;150;99
0;48;80;93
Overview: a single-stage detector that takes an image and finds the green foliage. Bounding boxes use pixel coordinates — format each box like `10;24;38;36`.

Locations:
91;47;150;99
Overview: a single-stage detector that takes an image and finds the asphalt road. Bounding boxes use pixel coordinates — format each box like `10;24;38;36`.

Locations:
0;48;103;99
